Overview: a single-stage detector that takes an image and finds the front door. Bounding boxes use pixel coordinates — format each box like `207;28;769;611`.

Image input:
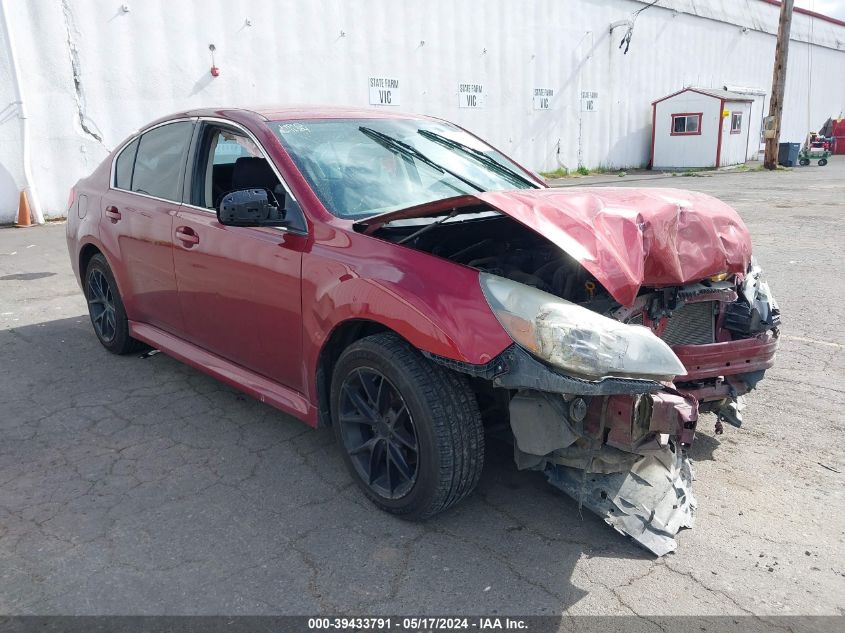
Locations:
172;122;305;391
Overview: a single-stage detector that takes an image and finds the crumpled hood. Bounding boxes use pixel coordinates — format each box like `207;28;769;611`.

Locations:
476;187;752;306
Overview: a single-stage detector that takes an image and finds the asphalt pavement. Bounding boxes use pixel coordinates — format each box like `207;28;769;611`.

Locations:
1;161;843;617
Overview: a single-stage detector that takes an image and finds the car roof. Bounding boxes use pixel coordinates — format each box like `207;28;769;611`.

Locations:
180;105;436;122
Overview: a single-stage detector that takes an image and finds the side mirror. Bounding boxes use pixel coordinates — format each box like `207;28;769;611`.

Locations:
217;189;286;227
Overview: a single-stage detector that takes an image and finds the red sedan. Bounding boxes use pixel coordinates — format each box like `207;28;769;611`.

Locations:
66;107;779;555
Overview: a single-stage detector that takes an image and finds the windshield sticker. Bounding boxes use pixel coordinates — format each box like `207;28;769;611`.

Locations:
278;122;310;135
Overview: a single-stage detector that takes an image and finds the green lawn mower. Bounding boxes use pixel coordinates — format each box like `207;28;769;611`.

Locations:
799;132;832;166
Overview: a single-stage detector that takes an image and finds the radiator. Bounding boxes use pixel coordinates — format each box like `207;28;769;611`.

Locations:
659;301;716;346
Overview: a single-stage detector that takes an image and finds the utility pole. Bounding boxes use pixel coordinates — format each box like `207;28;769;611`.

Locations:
763;0;794;170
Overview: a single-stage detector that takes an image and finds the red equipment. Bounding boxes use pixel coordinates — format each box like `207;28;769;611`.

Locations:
819;117;845;155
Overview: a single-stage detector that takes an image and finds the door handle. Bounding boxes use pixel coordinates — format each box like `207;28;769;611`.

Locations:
175;226;200;247
105;205;121;221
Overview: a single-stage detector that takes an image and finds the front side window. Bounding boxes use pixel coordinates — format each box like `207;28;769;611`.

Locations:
194;126;284;209
272;118;539;219
671;113;701;135
131;121;193;201
731;112;743;134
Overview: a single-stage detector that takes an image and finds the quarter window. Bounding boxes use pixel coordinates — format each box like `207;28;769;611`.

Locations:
671;113;701;135
113;138;138;190
130;121;192;201
731;112;743;134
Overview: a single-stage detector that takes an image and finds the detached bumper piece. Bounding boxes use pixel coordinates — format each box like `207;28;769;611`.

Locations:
509;388;700;556
545;447;695;557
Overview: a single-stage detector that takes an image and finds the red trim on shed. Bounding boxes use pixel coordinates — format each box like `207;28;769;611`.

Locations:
652;87;753;106
670;112;703;136
715;98;726;167
760;0;845;28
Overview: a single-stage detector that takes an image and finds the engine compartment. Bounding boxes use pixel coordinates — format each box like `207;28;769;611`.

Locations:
373;211;611;307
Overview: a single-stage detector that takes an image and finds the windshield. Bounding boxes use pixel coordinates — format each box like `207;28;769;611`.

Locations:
272;118;540;219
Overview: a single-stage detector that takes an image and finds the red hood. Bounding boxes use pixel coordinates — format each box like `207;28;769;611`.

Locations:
476;187;752;306
361;187;752;307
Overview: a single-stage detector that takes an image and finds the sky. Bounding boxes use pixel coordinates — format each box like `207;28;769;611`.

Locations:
794;0;845;20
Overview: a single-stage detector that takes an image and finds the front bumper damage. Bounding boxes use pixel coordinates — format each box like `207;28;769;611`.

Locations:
428;326;777;556
508;386;698;556
493;347;702;556
427;265;779;555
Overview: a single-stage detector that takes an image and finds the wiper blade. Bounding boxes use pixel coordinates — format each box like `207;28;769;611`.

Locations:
358;126;484;192
417;129;538;189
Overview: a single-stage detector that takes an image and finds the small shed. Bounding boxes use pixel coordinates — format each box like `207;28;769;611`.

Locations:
650;88;754;170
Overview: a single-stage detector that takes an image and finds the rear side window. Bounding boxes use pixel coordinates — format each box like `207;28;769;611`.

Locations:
131;121;192;201
113;138;138;189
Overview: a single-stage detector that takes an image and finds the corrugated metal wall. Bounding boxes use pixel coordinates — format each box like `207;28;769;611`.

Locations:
1;0;843;221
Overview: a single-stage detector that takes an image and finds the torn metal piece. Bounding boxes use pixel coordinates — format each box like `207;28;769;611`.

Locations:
716;395;746;428
546;446;696;556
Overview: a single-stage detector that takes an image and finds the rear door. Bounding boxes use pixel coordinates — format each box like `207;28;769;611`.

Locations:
99;120;193;334
172;121;306;391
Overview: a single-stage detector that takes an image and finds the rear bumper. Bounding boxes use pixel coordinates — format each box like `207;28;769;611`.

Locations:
672;332;778;381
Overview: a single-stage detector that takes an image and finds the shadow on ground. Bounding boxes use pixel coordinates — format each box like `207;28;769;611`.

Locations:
0;316;650;615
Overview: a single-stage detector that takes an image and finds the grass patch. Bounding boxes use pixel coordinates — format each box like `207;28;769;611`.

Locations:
540;164;628;179
539;167;570;179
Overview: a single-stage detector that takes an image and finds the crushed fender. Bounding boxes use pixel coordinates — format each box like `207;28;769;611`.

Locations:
545;446;696;556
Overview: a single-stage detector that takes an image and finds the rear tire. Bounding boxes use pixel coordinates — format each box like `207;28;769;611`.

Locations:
819;158;828;166
330;333;484;520
84;254;145;355
799;158;810;166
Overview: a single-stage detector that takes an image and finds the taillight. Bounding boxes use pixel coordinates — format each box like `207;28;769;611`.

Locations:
67;187;76;211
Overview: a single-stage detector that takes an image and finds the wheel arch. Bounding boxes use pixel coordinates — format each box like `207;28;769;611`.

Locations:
78;242;103;282
315;318;393;427
76;240;132;318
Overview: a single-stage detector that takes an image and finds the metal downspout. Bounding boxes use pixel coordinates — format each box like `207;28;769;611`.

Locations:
1;1;45;224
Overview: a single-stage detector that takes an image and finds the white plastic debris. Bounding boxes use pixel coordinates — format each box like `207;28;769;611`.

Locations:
545;445;696;556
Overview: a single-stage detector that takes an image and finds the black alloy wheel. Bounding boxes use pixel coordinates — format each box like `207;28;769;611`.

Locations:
84;253;145;355
87;268;117;343
337;368;419;499
330;333;485;519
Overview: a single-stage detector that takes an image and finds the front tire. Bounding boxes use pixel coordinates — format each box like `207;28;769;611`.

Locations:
331;333;484;520
84;254;144;355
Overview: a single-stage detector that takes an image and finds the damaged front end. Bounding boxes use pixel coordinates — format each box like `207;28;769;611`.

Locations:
366;189;779;555
503;356;699;557
476;262;776;555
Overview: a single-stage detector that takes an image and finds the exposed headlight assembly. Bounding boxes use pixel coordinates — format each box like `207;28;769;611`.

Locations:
480;273;687;380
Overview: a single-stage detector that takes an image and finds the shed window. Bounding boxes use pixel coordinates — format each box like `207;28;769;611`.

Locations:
731;112;743;134
671;113;701;135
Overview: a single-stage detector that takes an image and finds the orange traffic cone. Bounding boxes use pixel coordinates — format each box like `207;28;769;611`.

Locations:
15;190;32;228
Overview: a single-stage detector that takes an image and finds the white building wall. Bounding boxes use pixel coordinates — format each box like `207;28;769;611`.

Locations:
653;93;721;168
0;0;844;222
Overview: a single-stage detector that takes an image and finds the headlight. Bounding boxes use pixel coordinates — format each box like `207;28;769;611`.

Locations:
480;273;687;380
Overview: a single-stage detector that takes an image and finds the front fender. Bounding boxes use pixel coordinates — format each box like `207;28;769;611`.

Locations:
301;232;513;401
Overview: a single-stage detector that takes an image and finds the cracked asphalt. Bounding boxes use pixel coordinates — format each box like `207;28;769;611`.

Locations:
1;162;843;617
